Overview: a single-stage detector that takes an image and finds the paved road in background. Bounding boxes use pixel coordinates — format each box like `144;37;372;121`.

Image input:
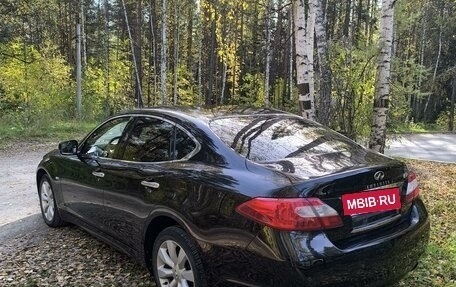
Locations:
385;133;456;163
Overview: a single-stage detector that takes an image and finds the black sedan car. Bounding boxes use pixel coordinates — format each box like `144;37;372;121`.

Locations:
37;107;429;287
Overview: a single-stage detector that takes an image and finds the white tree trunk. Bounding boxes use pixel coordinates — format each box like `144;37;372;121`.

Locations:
369;0;395;153
149;2;158;106
415;2;427;119
104;0;110;103
306;0;315;111
414;1;427;119
264;0;273;108
424;25;442;116
161;0;167;105
450;73;455;131
173;2;179;106
76;24;82;119
220;62;227;105
311;0;331;126
80;0;87;68
289;6;294;101
197;3;203;106
293;0;315;120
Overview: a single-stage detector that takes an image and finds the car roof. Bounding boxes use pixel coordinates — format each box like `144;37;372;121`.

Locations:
117;106;295;124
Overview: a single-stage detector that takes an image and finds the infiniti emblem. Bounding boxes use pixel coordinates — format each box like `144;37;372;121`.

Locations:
374;171;385;181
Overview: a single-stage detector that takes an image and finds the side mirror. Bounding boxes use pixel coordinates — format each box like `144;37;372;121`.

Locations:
59;140;78;155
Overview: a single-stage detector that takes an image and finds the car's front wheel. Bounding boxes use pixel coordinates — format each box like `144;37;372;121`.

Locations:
39;174;65;227
152;226;207;287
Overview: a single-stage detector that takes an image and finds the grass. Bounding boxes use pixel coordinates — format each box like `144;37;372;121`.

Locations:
397;159;456;286
0;120;97;149
392;122;448;134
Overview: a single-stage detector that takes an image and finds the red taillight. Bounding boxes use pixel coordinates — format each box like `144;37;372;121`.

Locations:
406;171;420;203
236;198;343;231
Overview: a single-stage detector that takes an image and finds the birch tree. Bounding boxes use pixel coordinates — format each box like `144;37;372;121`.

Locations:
450;73;455;131
148;0;158;106
173;2;180;105
311;0;331;126
121;0;144;107
134;0;143;107
369;0;396;153
288;6;294;101
306;0;315;113
264;0;273;108
294;0;315;120
104;0;110;104
161;0;167;105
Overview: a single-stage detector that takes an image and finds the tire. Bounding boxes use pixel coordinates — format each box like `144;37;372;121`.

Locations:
38;174;65;227
152;226;207;287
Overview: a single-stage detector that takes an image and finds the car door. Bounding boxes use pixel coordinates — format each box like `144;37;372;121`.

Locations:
58;116;132;229
100;116;200;249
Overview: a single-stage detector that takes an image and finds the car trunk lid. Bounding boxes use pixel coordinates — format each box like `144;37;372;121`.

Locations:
257;157;410;245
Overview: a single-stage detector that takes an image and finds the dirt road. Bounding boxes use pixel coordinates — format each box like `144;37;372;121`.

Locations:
0;142;57;227
0;142;155;286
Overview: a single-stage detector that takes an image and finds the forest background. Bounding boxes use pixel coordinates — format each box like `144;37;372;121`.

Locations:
0;2;455;286
0;0;455;151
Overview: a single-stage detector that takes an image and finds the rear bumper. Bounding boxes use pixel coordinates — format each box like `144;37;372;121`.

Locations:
205;199;430;287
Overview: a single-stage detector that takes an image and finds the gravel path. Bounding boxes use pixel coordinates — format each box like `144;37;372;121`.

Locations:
0;142;156;286
0;141;56;227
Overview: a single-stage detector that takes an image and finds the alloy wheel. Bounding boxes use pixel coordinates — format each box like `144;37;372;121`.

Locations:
156;240;195;287
40;180;55;222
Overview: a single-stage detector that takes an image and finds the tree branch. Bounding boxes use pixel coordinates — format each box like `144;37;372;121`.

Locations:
0;51;34;64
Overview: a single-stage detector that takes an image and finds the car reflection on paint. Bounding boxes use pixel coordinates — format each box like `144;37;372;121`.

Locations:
36;107;429;287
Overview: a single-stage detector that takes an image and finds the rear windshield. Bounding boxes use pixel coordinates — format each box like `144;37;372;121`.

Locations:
209;115;362;162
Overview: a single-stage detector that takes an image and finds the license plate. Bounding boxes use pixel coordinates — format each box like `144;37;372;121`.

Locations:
342;188;401;216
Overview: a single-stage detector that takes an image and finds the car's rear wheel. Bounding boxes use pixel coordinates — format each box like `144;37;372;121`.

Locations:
39;174;65;227
152;226;207;287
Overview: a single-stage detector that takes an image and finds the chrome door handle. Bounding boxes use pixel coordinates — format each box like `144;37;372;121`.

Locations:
141;181;160;189
92;171;105;178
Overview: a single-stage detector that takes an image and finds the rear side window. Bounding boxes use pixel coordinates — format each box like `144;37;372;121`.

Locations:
209;115;361;162
123;118;174;162
122;117;198;162
174;128;197;160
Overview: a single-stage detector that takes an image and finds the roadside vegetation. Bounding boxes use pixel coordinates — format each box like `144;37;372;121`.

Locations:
0;120;97;150
392;122;450;134
397;159;456;286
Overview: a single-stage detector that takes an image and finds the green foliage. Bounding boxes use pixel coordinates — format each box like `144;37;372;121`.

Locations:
0;0;454;145
393;122;446;133
329;41;377;140
394;0;456;125
389;57;430;127
84;51;134;119
0;119;96;148
174;66;199;106
236;73;265;107
435;110;452;131
0;40;74;126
